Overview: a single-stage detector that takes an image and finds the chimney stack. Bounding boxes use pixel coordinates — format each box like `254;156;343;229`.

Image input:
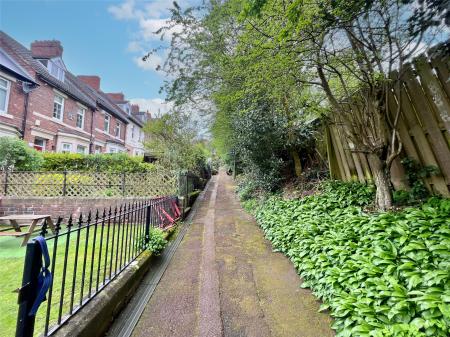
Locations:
131;104;140;113
106;93;125;101
78;75;101;91
31;40;63;58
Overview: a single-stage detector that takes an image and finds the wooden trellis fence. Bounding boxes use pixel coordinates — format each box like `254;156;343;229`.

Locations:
0;170;178;197
327;40;450;196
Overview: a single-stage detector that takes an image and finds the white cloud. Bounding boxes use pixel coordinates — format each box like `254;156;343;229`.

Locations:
139;17;169;41
109;0;187;75
143;1;173;19
133;48;170;72
108;0;138;21
133;54;162;71
127;40;144;53
130;98;173;116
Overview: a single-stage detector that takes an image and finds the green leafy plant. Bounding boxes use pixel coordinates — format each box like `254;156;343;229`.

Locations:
246;181;450;337
0;137;43;171
394;158;440;206
41;153;155;173
147;228;168;256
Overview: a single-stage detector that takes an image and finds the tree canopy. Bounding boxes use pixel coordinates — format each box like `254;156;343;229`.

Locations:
153;0;447;209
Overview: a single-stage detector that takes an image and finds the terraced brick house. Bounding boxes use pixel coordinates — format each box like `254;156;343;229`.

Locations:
0;45;37;138
0;32;97;153
75;76;129;154
106;93;146;156
0;31;150;156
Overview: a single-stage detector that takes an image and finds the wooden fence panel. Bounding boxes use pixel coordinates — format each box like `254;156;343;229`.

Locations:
327;43;450;196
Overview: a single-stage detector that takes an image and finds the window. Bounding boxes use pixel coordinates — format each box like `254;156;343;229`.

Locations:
0;76;10;114
95;146;102;154
109;148;116;153
115;122;121;138
34;138;46;152
76;108;85;129
104;114;110;133
48;60;65;81
53;94;64;120
61;143;72;153
131;125;135;139
76;145;86;154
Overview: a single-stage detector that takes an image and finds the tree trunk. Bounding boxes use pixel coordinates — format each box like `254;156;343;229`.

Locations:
367;154;392;210
290;150;302;177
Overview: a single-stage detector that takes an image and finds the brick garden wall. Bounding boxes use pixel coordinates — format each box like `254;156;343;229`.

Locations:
0;197;149;220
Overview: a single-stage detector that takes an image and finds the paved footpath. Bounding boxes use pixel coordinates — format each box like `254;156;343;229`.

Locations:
131;171;334;337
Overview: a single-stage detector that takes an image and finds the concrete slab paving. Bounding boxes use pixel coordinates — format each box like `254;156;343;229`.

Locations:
131;171;334;337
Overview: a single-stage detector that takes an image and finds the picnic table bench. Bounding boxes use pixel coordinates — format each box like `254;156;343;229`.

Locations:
0;214;55;246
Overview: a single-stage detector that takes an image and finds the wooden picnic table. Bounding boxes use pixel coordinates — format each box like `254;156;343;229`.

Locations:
0;214;55;246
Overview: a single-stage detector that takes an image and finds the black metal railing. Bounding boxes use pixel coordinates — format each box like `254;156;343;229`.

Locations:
16;196;180;337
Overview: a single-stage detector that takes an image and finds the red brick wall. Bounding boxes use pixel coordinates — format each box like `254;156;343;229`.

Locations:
23;80;93;151
0;78;26;133
0;197;149;221
106;93;124;101
30;40;63;58
77;76;100;91
92;109;127;152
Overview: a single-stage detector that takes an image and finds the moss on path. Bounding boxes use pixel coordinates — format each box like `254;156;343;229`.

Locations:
132;171;334;337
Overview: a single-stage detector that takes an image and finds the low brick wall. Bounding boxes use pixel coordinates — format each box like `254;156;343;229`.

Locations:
0;197;150;220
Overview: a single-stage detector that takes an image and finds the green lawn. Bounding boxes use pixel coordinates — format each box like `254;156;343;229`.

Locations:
0;222;146;337
0;235;26;337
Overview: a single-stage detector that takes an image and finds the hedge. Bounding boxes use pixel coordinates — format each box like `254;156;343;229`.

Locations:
41;153;155;173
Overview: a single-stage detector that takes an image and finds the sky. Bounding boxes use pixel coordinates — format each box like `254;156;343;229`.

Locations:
0;0;192;114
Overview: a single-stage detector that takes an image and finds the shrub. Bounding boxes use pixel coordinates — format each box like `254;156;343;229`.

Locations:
248;182;450;337
41;153;155;172
147;228;167;255
398;158;440;204
0;137;43;171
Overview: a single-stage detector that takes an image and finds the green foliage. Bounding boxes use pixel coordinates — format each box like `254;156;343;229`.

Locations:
0;137;43;171
393;190;411;206
248;182;450;336
397;158;440;204
156;1;325;189
147;228;168;256
144;112;208;175
41;153;155;173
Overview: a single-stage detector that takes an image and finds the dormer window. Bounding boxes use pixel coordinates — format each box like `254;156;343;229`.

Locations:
48;60;65;81
39;58;65;81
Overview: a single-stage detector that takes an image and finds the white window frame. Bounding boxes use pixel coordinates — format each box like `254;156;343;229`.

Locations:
104;113;111;133
61;142;72;153
53;94;64;120
48;60;65;81
76;144;87;154
76;108;85;129
34;138;46;152
0;76;11;115
115;122;121;138
131;125;135;140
